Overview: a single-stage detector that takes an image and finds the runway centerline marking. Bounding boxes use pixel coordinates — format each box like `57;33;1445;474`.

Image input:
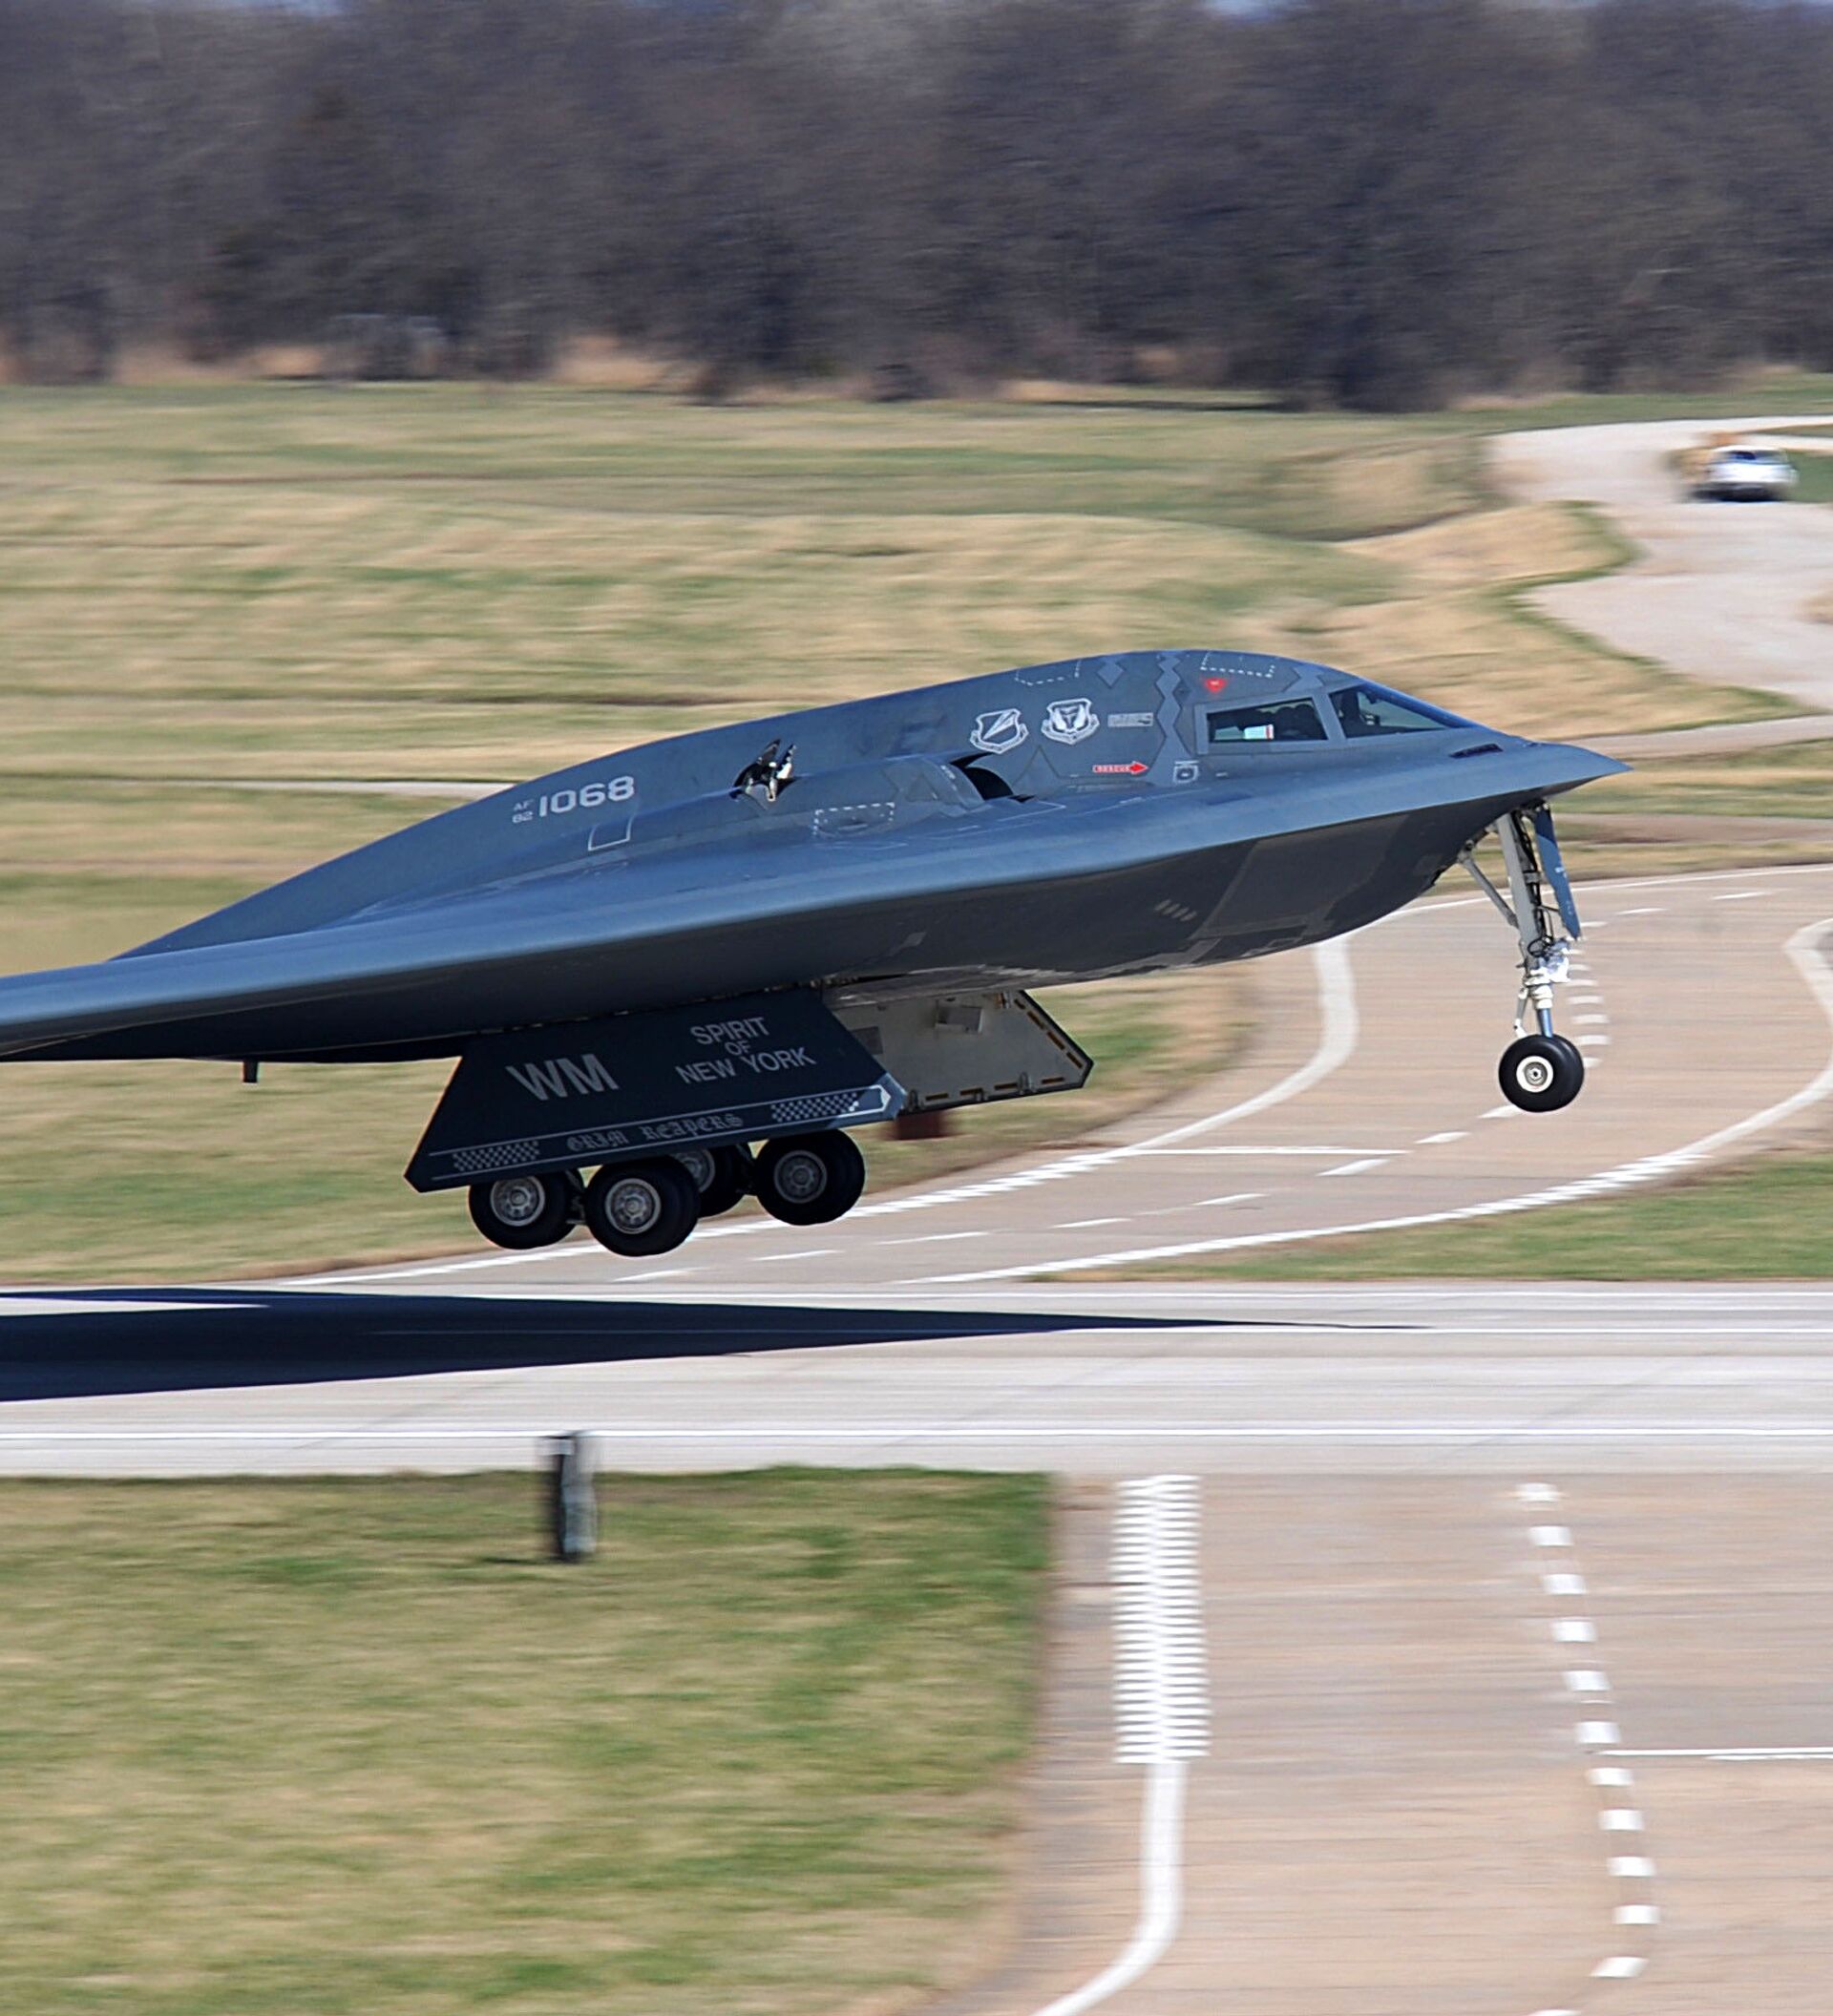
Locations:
1032;1475;1207;2016
1513;1482;1660;1987
1320;1157;1391;1178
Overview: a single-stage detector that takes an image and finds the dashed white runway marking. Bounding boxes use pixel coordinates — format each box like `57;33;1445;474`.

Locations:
1320;1157;1392;1178
751;1248;836;1264
1032;1476;1208;2016
1417;1130;1468;1144
1575;1014;1610;1025
886;1229;987;1247
1513;1482;1659;2001
1577;1034;1612;1048
1617;907;1665;917
1138;1190;1260;1219
1482;1104;1522;1120
1716;890;1776;901
1135;1144;1402;1158
1061;1217;1127;1229
615;1267;691;1283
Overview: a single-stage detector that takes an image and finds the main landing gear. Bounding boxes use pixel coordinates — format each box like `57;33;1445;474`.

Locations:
1463;805;1588;1114
463;1131;871;1255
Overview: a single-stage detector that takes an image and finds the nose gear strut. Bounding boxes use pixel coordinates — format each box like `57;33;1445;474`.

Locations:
1459;805;1587;1112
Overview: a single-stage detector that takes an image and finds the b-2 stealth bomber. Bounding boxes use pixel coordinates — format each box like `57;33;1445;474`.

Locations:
0;650;1622;1257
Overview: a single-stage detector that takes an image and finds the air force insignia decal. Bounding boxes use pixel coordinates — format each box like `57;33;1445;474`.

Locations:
971;706;1028;756
1041;696;1100;746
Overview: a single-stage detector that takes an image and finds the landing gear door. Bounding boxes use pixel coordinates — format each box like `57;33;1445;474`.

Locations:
829;990;1092;1114
1532;806;1583;940
407;990;903;1193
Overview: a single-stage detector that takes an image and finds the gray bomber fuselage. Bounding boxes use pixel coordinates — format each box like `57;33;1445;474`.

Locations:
0;649;1621;1064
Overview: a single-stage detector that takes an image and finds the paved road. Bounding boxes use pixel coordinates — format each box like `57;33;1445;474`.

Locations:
1498;412;1833;719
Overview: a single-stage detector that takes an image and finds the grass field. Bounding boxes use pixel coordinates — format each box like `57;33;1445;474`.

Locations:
1148;1144;1833;1280
0;1468;1047;2016
0;381;1825;1282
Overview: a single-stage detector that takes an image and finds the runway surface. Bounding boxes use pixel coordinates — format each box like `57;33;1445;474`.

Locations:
11;413;1833;2012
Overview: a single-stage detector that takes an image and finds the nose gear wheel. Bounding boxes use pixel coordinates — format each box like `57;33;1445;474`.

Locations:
1463;806;1589;1112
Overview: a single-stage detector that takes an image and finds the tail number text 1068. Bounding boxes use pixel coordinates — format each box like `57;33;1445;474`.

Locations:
512;776;637;824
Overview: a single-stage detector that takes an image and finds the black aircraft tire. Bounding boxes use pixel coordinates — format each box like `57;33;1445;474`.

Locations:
583;1158;701;1256
468;1171;577;1250
754;1132;867;1227
699;1144;753;1218
1498;1034;1585;1114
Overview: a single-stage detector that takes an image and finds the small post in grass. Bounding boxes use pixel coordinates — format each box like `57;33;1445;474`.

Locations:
544;1431;598;1562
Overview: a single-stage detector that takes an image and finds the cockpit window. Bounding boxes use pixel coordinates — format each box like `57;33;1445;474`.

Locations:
1205;699;1328;745
1330;682;1465;737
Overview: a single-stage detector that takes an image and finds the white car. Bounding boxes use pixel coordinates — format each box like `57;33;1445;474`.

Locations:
1694;444;1798;501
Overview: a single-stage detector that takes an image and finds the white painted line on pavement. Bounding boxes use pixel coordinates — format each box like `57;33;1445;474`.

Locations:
1417;1130;1467;1144
1061;1217;1127;1229
1033;1476;1208;2016
1515;1484;1659;1996
1612;1747;1833;1760
1716;890;1776;901
1320;1157;1392;1178
21;1421;1833;1449
886;1230;987;1247
1134;1145;1403;1158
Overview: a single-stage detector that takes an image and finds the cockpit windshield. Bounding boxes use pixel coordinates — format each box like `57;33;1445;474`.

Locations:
1329;682;1467;737
1205;698;1328;744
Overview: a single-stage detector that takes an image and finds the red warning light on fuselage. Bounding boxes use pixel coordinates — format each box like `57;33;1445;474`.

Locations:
1203;676;1230;693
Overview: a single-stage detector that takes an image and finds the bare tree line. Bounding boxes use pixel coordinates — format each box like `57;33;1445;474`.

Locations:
3;0;1832;408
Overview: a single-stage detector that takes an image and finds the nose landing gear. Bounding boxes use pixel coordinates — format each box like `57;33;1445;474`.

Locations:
1463;805;1588;1114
